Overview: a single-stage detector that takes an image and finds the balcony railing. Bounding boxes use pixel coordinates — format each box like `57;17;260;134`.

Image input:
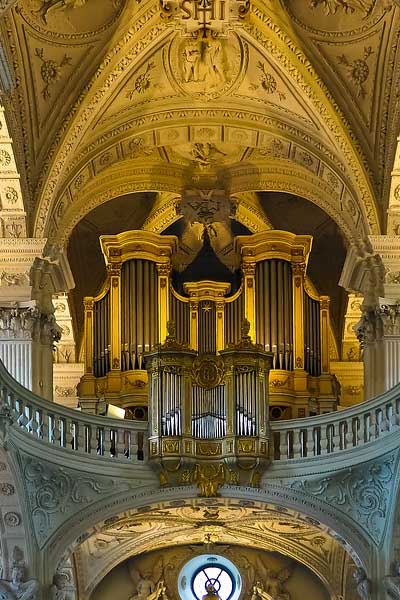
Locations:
0;360;147;463
270;390;400;460
0;359;399;464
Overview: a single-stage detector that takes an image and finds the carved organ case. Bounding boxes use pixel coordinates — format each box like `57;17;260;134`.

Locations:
79;231;177;416
79;229;338;422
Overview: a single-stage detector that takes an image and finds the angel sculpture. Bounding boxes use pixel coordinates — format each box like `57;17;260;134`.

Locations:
193;463;225;498
251;565;293;600
0;563;39;599
128;558;167;600
251;582;274;600
49;572;69;600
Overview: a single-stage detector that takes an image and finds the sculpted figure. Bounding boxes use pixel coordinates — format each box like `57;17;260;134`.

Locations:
0;564;39;599
130;579;167;600
182;41;202;83
353;568;371;600
202;39;224;85
36;0;88;23
251;566;293;600
49;572;68;600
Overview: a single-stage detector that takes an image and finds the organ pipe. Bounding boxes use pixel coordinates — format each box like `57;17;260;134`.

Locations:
81;229;337;425
255;260;293;370
303;291;321;376
93;291;110;377
120;259;158;370
170;290;190;346
224;290;243;346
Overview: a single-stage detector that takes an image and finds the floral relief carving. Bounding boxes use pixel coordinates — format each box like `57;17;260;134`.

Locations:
4;187;18;204
127;62;156;98
250;62;286;101
290;453;396;543
0;482;15;495
338;47;374;99
0;149;11;167
0;272;29;286
4;511;21;527
35;48;72;100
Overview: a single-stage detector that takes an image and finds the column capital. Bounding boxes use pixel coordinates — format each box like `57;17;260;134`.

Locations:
0;304;61;344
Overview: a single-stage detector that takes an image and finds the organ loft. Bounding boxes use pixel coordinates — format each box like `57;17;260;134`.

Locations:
78;182;338;488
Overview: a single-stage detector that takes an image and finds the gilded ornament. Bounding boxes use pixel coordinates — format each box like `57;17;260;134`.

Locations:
238;439;255;453
196;442;222;456
180;469;192;484
251;62;286;100
191;355;224;389
193;462;225;497
270;377;289;388
163;440;179;453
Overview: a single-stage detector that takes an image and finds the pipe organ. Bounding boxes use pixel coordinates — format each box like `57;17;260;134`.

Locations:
79;229;338;425
146;322;271;490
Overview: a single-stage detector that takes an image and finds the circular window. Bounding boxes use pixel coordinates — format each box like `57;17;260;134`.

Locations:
179;555;241;600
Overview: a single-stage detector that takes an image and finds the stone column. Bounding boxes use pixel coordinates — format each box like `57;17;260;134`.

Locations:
0;241;74;400
341;236;400;399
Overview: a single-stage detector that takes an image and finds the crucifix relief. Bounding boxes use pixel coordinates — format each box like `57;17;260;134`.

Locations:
160;0;250;37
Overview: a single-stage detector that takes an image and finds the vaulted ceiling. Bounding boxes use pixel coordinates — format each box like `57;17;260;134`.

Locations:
1;0;400;248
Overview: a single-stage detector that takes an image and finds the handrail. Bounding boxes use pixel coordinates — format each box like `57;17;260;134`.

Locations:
0;360;147;463
1;358;399;464
269;383;400;460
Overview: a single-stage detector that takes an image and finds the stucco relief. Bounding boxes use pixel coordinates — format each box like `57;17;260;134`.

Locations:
22;456;127;547
290;452;397;544
165;32;245;98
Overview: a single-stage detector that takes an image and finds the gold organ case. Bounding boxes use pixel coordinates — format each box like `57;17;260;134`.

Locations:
78;228;338;490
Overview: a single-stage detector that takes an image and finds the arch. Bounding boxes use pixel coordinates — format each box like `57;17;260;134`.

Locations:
49;157;359;249
40;485;368;599
31;1;380;241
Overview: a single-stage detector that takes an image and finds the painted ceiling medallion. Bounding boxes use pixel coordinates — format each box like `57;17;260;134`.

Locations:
165;32;246;99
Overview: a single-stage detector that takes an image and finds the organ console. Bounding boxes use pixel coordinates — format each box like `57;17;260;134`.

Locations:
78;227;338;490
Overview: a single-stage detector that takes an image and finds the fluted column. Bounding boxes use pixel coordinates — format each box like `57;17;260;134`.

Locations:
350;236;400;398
355;301;400;399
0;241;74;400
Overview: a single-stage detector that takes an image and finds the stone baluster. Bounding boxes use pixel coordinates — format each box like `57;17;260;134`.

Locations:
292;427;302;458
116;428;126;458
332;421;341;452
75;420;86;452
